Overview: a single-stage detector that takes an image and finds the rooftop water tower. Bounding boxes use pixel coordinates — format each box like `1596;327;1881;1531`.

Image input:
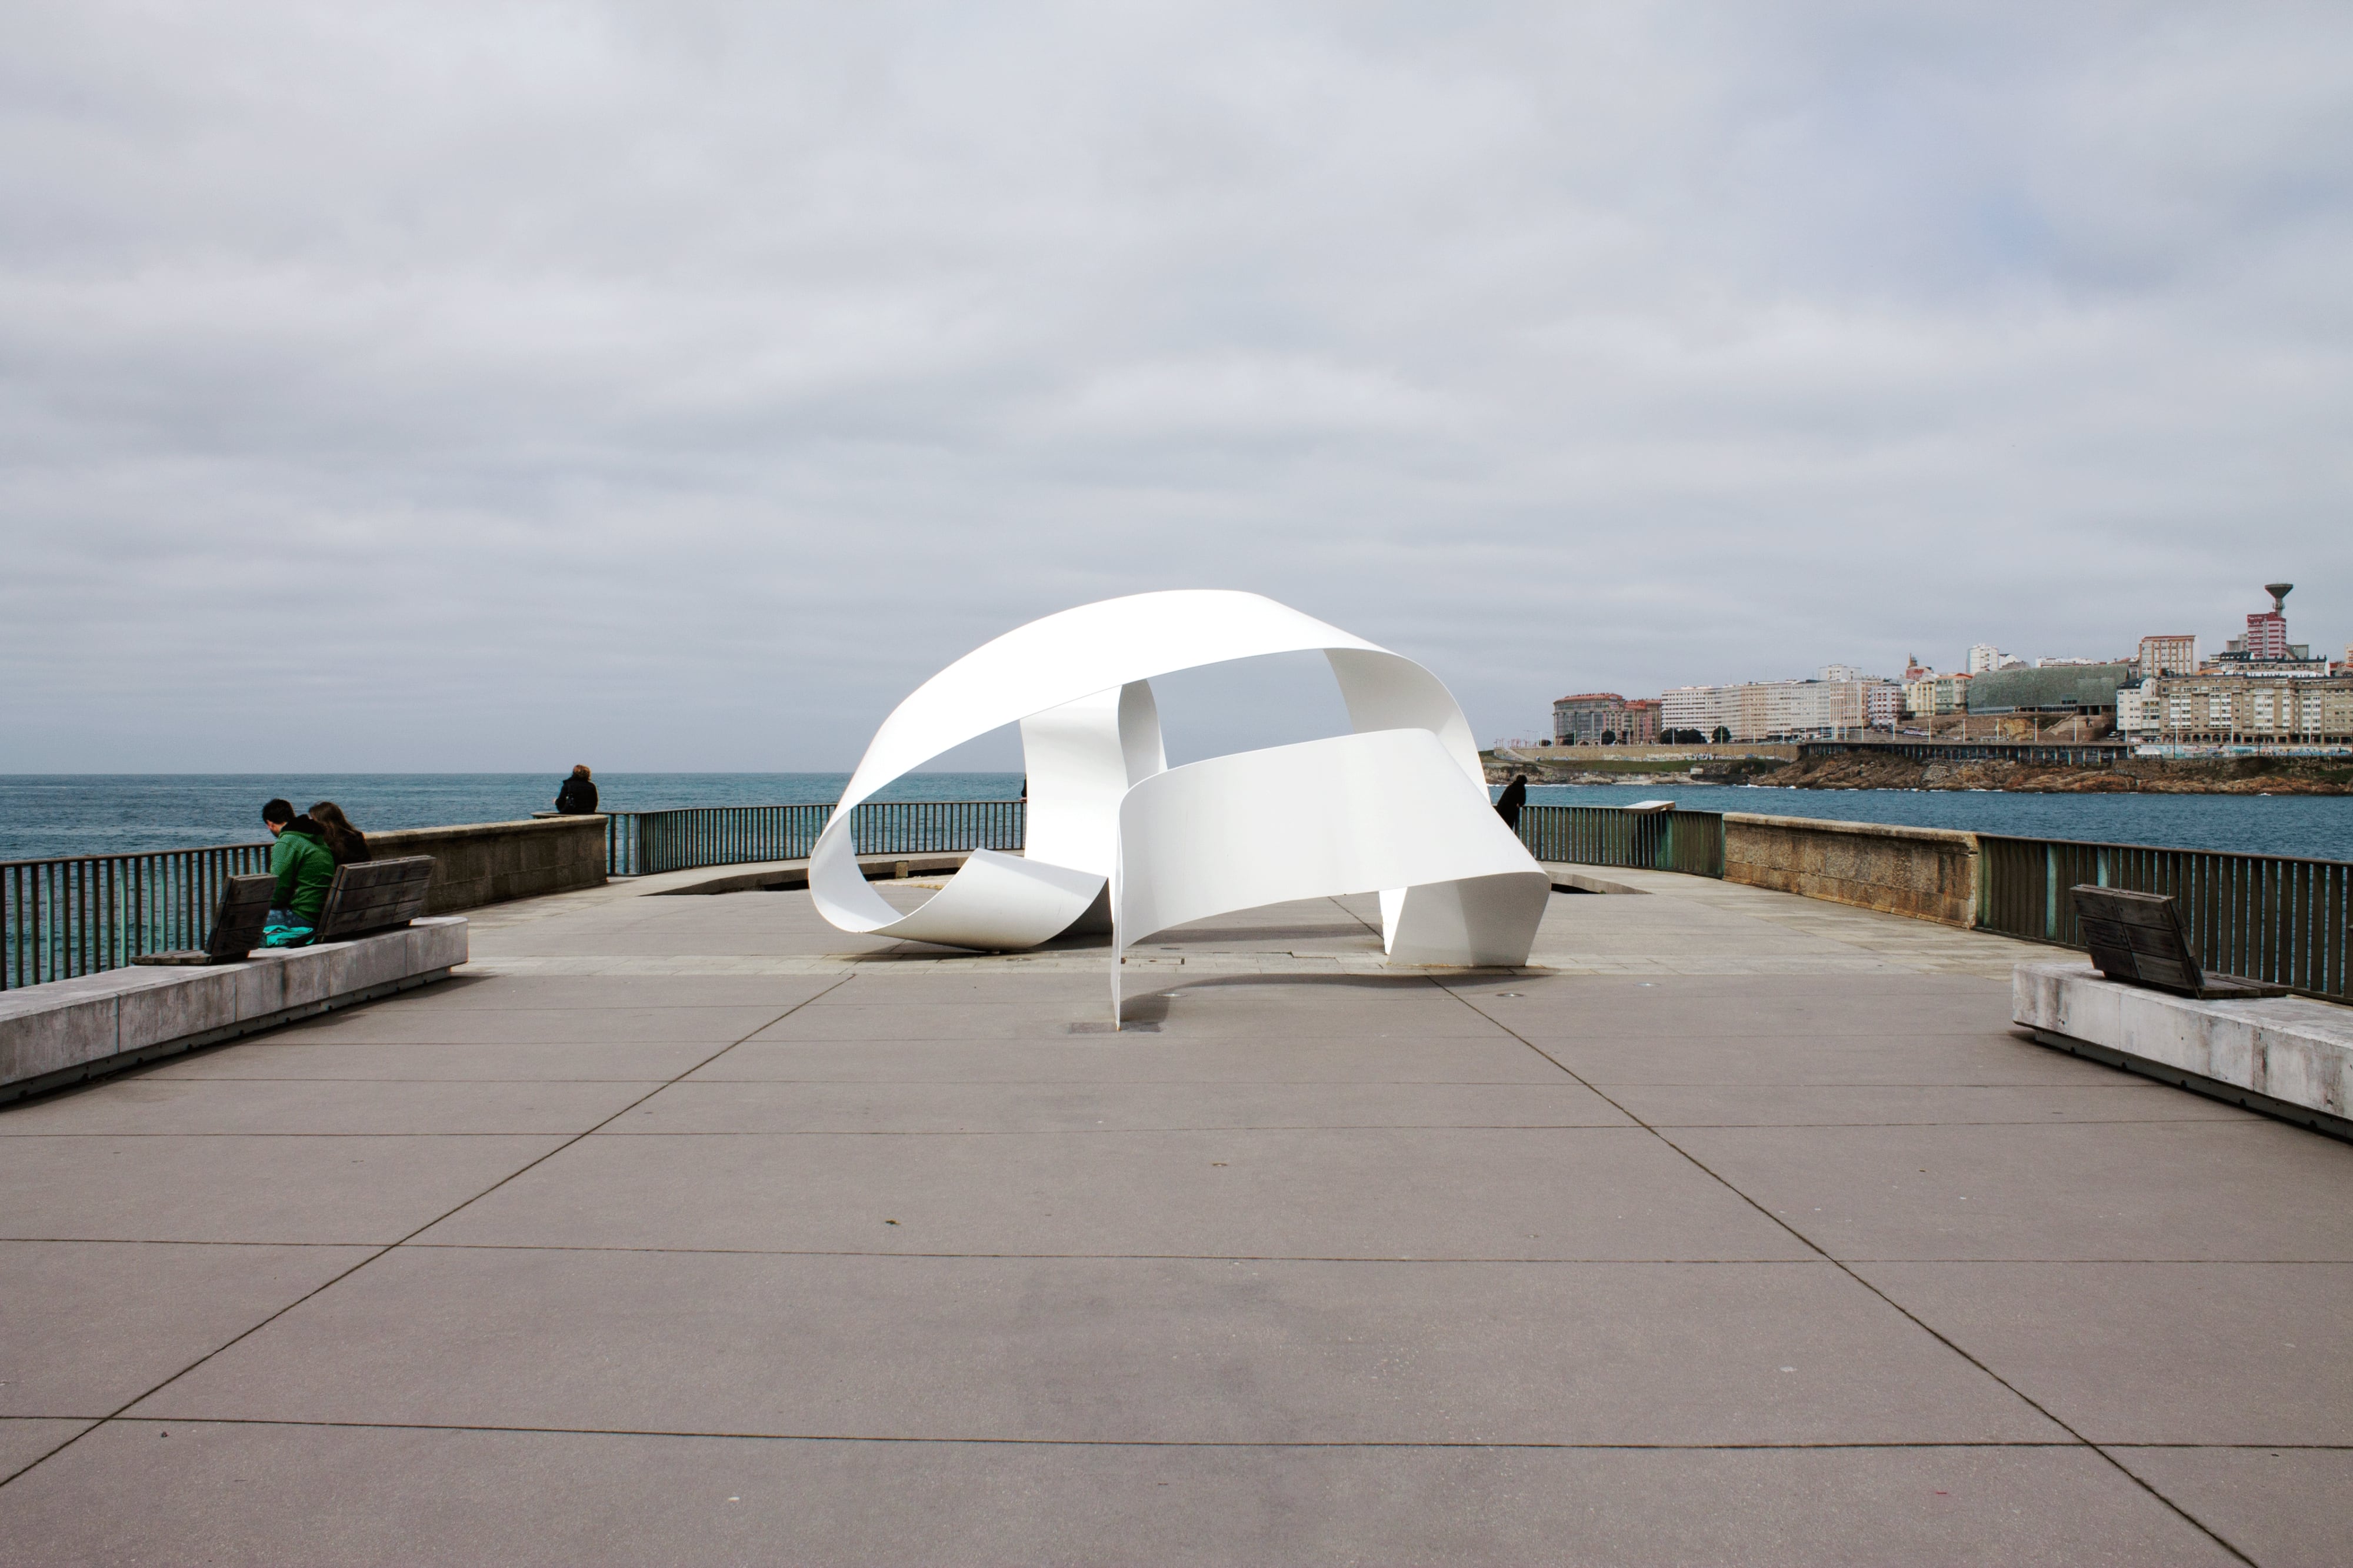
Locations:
2266;582;2293;613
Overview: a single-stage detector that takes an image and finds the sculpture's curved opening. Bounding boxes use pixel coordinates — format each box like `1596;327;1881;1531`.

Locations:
1145;649;1357;765
806;590;1549;1024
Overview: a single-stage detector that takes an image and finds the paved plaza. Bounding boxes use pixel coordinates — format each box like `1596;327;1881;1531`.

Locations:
0;871;2347;1563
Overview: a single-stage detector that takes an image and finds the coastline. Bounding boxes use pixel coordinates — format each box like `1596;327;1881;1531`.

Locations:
1485;752;2353;796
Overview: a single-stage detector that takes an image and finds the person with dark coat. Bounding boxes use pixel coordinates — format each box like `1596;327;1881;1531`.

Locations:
1494;773;1529;830
554;765;599;815
308;800;372;865
261;799;335;927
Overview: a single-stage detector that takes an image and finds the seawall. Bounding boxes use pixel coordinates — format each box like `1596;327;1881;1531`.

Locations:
1721;813;1978;928
368;816;608;913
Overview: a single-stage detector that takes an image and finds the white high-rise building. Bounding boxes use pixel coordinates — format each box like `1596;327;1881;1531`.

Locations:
1967;644;2009;676
2115;680;2159;737
1658;676;1902;741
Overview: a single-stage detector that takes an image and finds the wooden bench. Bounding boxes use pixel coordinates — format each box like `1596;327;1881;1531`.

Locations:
131;874;276;966
2069;885;2289;1000
310;856;437;943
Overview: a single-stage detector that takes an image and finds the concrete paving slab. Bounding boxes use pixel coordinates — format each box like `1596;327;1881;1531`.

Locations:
131;1249;2056;1445
0;1422;2235;1568
392;973;846;1010
606;1079;1634;1134
1448;970;2035;1001
4;868;2342;1557
139;1035;727;1082
807;972;1180;1007
685;1035;1573;1084
1857;1262;2353;1445
1522;1029;2137;1087
1606;1082;2258;1127
414;1125;1801;1259
0;1077;656;1136
1672;1121;2353;1261
1465;976;2016;1039
0;1423;89;1484
750;992;1506;1042
2109;1446;2353;1568
0;1135;568;1244
0;1242;371;1416
266;1005;796;1046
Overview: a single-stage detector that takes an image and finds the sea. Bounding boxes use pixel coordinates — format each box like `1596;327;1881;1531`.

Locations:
0;773;1019;863
1;773;2349;865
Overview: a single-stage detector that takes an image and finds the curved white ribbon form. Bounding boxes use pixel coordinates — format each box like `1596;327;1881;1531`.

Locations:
810;590;1548;1022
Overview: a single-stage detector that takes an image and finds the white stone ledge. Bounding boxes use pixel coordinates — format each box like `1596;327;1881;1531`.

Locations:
2013;959;2353;1139
0;917;468;1103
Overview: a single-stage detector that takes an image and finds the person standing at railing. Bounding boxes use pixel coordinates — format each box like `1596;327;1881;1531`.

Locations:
1494;773;1528;830
260;798;335;930
554;765;599;815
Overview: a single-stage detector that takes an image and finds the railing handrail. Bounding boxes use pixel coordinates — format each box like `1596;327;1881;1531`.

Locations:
4;840;282;992
604;800;1029;878
1973;832;2348;1003
1974;830;2353;874
609;800;1024;816
0;839;274;872
21;803;2339;1004
1515;803;1727;879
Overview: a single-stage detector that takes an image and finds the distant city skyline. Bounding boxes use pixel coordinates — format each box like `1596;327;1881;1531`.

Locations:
1534;582;2345;744
1599;583;2338;702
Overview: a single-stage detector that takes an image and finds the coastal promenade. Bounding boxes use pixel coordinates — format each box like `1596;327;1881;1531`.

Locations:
0;873;2347;1562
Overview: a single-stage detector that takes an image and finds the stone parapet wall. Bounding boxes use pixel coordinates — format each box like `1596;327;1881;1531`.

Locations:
1721;812;1978;927
368;817;607;914
0;917;467;1101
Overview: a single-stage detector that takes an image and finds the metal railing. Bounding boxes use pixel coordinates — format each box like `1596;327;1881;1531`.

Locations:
2;843;276;992
608;801;1028;877
0;801;1772;991
1517;805;1726;878
1977;835;2351;1003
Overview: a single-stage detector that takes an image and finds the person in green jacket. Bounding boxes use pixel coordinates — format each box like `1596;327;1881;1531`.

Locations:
261;798;336;927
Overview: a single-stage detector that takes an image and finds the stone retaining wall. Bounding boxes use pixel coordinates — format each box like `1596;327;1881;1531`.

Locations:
1722;812;1979;927
368;817;607;914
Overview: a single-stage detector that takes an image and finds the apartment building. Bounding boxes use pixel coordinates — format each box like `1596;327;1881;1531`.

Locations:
1552;692;1650;745
2120;675;2353;743
2137;634;2197;679
1903;673;1971;717
1658;676;1897;740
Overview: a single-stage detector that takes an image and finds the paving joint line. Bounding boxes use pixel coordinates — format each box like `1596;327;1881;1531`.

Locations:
11;1117;2222;1139
10;1240;2337;1266
0;974;856;1493
1438;982;2263;1567
66;1415;2141;1450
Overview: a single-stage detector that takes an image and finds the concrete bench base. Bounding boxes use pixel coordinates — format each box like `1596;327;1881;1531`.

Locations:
0;917;467;1104
2013;959;2353;1142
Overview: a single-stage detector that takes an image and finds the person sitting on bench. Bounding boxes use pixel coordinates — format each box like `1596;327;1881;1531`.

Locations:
261;798;336;930
308;800;373;865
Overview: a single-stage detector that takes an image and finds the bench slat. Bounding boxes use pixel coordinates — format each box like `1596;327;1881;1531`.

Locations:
313;856;435;942
2070;885;2288;1000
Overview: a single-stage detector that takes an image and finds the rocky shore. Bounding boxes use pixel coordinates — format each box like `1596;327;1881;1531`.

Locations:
1484;752;2353;795
1764;752;2353;795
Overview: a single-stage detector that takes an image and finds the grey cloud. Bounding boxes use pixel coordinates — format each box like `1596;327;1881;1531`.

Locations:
2;1;2348;770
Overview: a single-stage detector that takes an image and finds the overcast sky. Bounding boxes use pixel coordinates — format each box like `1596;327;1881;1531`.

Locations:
4;2;2348;773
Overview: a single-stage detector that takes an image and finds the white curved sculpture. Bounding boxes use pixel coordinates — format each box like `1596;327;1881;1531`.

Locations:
811;590;1548;1022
